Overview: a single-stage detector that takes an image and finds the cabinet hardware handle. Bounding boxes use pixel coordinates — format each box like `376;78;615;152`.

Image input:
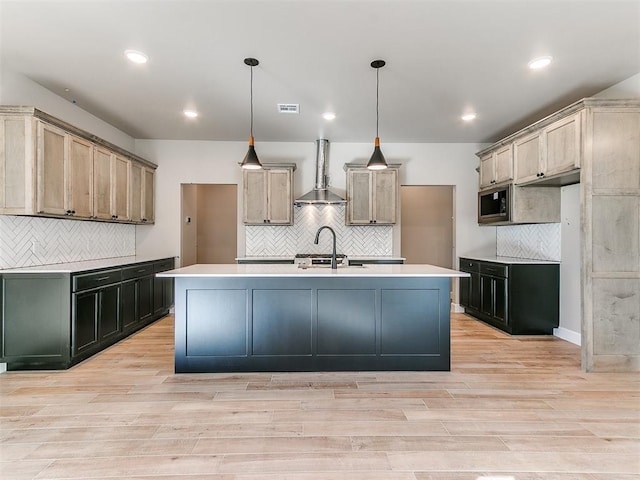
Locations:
137;269;147;273
94;276;111;281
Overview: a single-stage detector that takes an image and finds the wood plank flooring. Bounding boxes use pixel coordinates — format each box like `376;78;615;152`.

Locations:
1;313;639;479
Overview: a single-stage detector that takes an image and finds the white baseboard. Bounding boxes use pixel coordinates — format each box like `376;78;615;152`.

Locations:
554;327;581;346
451;303;465;313
0;362;6;374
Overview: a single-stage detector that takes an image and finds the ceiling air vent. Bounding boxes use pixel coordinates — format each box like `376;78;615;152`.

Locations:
277;103;300;114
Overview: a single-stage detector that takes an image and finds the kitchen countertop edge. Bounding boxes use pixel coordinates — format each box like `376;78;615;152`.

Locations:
460;253;561;265
0;255;177;274
159;263;467;278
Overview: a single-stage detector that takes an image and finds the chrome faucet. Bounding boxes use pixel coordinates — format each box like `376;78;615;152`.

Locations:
314;226;338;270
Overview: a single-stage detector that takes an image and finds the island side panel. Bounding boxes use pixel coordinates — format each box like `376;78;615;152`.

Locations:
173;275;451;372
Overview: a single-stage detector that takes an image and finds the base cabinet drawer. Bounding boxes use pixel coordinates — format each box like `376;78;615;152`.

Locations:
459;258;558;335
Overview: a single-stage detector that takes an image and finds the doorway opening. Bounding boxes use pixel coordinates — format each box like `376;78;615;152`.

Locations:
181;184;237;267
400;185;455;268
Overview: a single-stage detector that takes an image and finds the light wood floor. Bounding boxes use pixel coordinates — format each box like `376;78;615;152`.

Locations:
1;313;639;480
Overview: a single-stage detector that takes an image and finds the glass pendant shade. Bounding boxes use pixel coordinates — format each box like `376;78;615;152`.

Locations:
367;136;387;170
241;136;262;170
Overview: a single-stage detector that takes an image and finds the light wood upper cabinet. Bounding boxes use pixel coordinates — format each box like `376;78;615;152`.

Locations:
0;107;156;224
68;135;94;218
513;132;542;185
345;165;399;225
129;162;143;223
544;111;582;178
37;121;68;216
479;145;513;189
143;167;154;223
243;165;295;225
94;149;132;221
93;147;113;220
514;111;582;185
113;155;130;221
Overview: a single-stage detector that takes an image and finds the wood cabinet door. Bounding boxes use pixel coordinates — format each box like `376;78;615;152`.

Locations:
68;135;94;218
143;168;154;223
494;144;513;184
0;115;36;214
266;169;292;224
373;169;397;224
243;169;267;224
347;169;372;224
113;155;129;221
93;147;113;220
36;121;67;215
544;111;582;177
513;132;542;184
479;153;495;188
129;162;143;222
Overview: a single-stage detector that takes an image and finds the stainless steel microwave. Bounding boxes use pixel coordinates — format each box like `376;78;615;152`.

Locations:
478;185;510;224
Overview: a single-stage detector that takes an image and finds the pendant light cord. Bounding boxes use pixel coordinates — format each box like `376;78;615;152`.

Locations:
250;65;254;139
376;67;379;138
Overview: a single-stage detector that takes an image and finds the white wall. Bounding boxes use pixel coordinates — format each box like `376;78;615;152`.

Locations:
593;72;640;98
0;70;136;151
134;140;496;266
557;183;582;344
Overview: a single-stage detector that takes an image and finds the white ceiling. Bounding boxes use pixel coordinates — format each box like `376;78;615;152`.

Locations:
1;0;639;144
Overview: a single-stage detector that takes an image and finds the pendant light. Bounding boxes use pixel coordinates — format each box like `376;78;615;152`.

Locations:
240;57;262;169
367;59;388;170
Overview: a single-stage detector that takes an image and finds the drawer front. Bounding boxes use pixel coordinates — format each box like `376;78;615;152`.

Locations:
73;269;122;292
122;263;154;280
459;258;480;272
154;258;175;272
480;262;508;277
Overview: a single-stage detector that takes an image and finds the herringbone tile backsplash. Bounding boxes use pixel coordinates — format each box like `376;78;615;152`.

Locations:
246;205;393;256
0;216;136;269
496;223;561;261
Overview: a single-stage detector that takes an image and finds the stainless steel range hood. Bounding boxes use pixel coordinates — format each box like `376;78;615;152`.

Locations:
294;139;346;205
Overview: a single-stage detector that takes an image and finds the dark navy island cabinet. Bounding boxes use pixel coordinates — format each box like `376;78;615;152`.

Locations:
0;257;174;370
459;257;559;335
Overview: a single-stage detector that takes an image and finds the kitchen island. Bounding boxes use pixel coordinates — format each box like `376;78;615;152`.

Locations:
159;264;468;373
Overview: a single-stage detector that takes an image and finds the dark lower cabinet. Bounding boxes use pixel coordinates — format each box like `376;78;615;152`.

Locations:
73;290;100;356
1;257;174;370
459;257;559;335
72;283;121;358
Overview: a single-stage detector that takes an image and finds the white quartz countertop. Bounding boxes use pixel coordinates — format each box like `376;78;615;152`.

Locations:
460;253;560;265
235;256;406;262
158;263;468;278
0;256;176;274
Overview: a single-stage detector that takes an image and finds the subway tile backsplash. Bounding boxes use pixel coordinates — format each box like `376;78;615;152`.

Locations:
245;205;393;256
496;223;561;261
0;215;136;269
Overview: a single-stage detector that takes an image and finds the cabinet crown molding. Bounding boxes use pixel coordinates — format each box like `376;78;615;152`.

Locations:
0;106;156;169
476;98;640;158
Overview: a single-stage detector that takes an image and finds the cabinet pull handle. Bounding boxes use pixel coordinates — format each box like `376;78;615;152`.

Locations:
94;276;111;281
137;269;147;273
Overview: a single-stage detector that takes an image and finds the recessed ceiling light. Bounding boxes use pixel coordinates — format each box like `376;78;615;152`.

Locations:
322;112;336;121
461;112;477;122
125;50;148;64
528;56;552;70
183;109;198;118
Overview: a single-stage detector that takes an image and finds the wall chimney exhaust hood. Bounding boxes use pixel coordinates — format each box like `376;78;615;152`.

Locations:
294;139;346;206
